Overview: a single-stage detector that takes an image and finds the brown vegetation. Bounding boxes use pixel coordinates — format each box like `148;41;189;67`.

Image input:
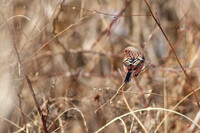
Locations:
0;0;200;132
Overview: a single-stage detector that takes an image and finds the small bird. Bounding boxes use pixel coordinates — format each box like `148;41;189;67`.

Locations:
123;46;145;83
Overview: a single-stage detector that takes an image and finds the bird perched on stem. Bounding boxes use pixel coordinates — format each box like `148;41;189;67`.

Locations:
123;46;145;83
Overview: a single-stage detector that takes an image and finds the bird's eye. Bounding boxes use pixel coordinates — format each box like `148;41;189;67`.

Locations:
124;50;127;53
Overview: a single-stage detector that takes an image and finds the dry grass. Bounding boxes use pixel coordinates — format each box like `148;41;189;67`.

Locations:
0;0;200;132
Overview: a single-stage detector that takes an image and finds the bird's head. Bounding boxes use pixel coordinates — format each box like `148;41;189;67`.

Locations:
124;46;139;55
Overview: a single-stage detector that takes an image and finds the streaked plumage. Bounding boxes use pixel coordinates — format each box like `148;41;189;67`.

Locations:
123;46;145;83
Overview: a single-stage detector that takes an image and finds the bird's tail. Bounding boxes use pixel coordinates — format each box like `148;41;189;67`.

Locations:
124;71;133;83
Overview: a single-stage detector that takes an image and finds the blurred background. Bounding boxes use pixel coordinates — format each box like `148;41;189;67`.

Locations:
0;0;200;132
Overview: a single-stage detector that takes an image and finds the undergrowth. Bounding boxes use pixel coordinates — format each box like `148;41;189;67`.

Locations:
0;0;200;132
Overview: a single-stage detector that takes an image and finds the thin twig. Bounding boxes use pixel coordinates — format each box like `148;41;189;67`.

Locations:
58;117;64;133
122;84;148;133
91;0;132;49
189;110;200;131
25;75;48;133
162;10;190;66
45;79;56;122
16;91;26;129
154;87;200;133
118;118;128;133
27;49;123;63
20;0;62;52
63;5;150;18
0;11;49;133
133;77;148;107
0;116;21;130
51;119;73;133
0;15;40;31
95;82;125;113
164;73;167;133
48;108;88;132
22;16;89;64
169;9;190;41
95;107;200;133
143;0;200;108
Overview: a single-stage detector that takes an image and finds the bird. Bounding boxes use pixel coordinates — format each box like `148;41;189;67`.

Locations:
123;46;145;83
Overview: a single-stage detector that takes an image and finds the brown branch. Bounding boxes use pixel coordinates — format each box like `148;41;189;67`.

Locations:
22;16;88;65
25;75;48;133
133;77;148;107
169;9;190;41
25;49;123;63
143;0;200;108
15;81;26;129
45;79;56;122
0;11;49;133
162;10;190;66
19;0;62;53
91;0;132;49
95;83;125;113
63;5;150;17
122;84;148;133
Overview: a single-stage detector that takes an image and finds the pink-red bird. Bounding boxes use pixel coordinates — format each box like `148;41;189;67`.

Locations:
123;46;145;83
